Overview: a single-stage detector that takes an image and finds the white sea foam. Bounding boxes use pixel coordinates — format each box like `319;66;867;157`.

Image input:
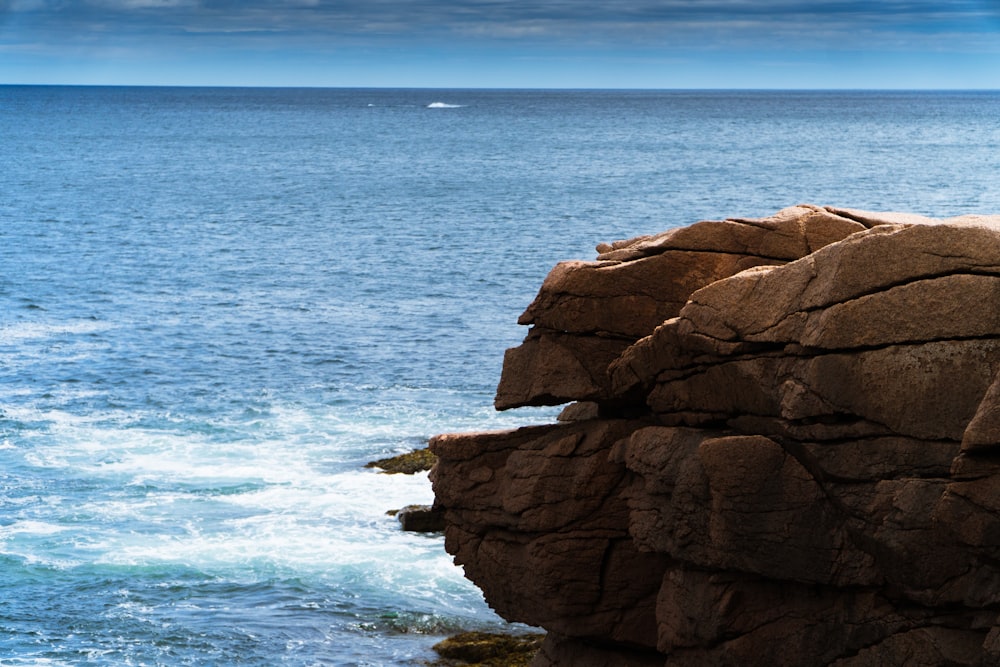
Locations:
0;391;520;647
89;470;439;568
0;520;68;537
2;405;464;592
426;102;463;109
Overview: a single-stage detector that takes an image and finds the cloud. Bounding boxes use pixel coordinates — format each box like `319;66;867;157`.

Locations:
3;0;1000;59
5;0;47;9
1;0;999;86
3;1;996;31
91;0;196;7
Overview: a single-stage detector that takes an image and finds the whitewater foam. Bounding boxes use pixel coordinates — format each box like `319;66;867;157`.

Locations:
0;520;68;537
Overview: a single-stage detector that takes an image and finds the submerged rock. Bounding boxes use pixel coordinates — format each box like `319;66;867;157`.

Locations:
430;205;1000;666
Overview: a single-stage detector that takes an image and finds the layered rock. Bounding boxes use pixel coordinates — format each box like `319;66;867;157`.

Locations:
430;205;1000;666
494;204;871;410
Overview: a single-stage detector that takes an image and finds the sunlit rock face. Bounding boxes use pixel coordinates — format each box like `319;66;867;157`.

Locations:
431;205;1000;667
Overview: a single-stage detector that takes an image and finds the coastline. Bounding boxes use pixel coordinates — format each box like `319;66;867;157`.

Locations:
365;447;544;664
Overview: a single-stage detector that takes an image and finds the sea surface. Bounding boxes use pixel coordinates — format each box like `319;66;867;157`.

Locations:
1;86;999;665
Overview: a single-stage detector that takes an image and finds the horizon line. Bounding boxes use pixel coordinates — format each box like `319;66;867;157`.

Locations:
3;82;1000;92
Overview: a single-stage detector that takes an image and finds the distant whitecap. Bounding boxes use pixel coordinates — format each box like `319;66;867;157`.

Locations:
427;102;463;108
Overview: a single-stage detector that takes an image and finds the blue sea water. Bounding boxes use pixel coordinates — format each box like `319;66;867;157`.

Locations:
1;86;999;665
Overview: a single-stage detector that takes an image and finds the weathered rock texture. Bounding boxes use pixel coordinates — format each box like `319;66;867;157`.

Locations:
429;205;1000;666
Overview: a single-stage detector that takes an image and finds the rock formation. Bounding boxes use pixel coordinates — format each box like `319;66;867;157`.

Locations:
429;204;1000;666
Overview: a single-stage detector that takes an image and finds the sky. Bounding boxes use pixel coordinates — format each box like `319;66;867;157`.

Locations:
1;0;1000;88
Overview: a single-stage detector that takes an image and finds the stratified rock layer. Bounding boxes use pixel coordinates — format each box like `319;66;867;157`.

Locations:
429;205;1000;666
494;204;870;410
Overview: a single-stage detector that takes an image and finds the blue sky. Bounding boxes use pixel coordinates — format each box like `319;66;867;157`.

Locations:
2;1;1000;88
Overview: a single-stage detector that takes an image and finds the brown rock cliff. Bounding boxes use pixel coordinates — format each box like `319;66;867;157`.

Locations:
430;205;1000;666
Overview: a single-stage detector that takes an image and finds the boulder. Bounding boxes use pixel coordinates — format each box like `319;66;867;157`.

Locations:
431;205;1000;666
395;504;446;532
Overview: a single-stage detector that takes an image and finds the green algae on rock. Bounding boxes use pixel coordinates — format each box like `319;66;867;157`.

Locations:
366;447;437;474
427;631;545;667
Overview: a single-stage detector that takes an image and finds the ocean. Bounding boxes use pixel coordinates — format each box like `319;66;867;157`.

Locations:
1;86;999;665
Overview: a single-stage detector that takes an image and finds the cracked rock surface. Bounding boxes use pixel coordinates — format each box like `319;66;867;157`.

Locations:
430;205;1000;666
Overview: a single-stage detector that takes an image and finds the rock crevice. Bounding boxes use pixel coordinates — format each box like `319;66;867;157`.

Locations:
430;205;1000;666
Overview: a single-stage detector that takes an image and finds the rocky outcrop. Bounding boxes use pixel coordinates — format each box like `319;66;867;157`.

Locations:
494;204;870;411
429;205;1000;666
